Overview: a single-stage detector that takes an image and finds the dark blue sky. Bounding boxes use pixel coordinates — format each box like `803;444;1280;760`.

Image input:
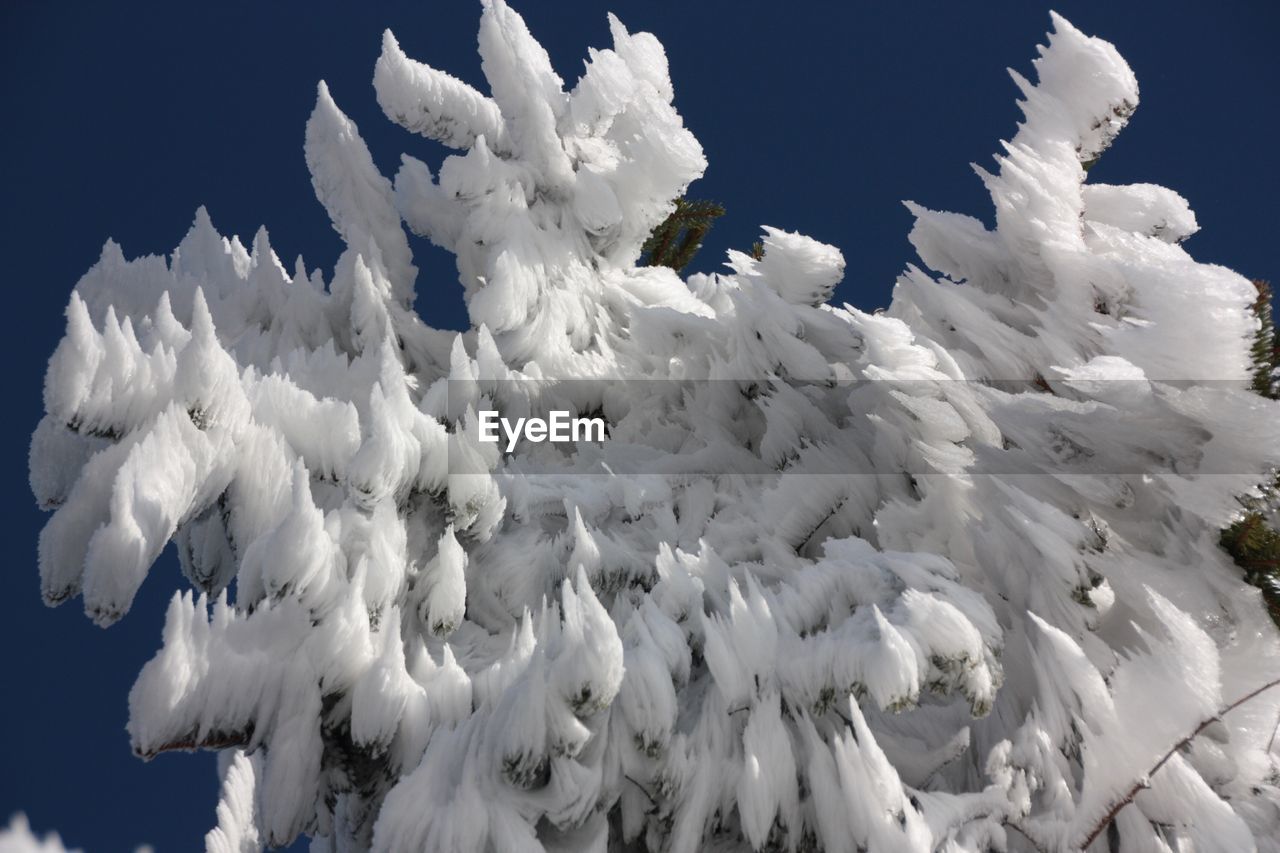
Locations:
2;1;1276;849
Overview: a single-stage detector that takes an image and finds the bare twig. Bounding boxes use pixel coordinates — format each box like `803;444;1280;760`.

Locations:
1076;677;1280;851
136;729;252;759
624;773;658;813
1005;819;1051;853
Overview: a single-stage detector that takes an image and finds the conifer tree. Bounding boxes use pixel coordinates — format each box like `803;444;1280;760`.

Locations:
27;3;1280;851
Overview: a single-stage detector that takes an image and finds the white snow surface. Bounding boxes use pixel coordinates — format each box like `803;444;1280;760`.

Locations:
28;3;1280;852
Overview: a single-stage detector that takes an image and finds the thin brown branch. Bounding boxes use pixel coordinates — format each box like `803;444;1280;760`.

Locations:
624;773;659;813
649;221;677;268
1076;677;1280;851
1005;819;1051;853
136;729;252;759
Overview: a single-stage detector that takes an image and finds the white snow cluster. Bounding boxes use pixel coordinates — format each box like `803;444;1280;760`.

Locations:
29;3;1280;851
0;816;76;853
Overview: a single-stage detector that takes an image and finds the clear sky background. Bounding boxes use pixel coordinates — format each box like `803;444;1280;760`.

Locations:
1;1;1276;849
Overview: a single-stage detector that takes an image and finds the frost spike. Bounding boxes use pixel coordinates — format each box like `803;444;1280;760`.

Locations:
374;29;509;152
476;0;574;190
305;81;416;303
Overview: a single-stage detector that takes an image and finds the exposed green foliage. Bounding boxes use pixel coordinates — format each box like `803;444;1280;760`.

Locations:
1248;280;1278;398
1222;280;1280;626
640;197;725;273
1221;503;1280;624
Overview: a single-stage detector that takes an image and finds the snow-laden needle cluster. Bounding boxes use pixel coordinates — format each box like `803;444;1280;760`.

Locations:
28;2;1280;851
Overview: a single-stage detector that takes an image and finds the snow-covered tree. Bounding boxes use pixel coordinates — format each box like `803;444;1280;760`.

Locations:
28;2;1280;851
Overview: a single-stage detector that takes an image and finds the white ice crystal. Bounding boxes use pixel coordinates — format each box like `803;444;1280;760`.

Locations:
28;3;1280;852
0;816;77;853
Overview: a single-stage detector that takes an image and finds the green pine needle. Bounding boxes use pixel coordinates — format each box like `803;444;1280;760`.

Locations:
1222;279;1280;627
641;197;725;273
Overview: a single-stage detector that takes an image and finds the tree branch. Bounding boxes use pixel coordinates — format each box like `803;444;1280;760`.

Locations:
1005;819;1051;853
136;729;252;759
1076;676;1280;851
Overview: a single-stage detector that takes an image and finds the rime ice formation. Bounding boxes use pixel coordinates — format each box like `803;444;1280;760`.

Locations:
29;3;1280;852
0;816;76;853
